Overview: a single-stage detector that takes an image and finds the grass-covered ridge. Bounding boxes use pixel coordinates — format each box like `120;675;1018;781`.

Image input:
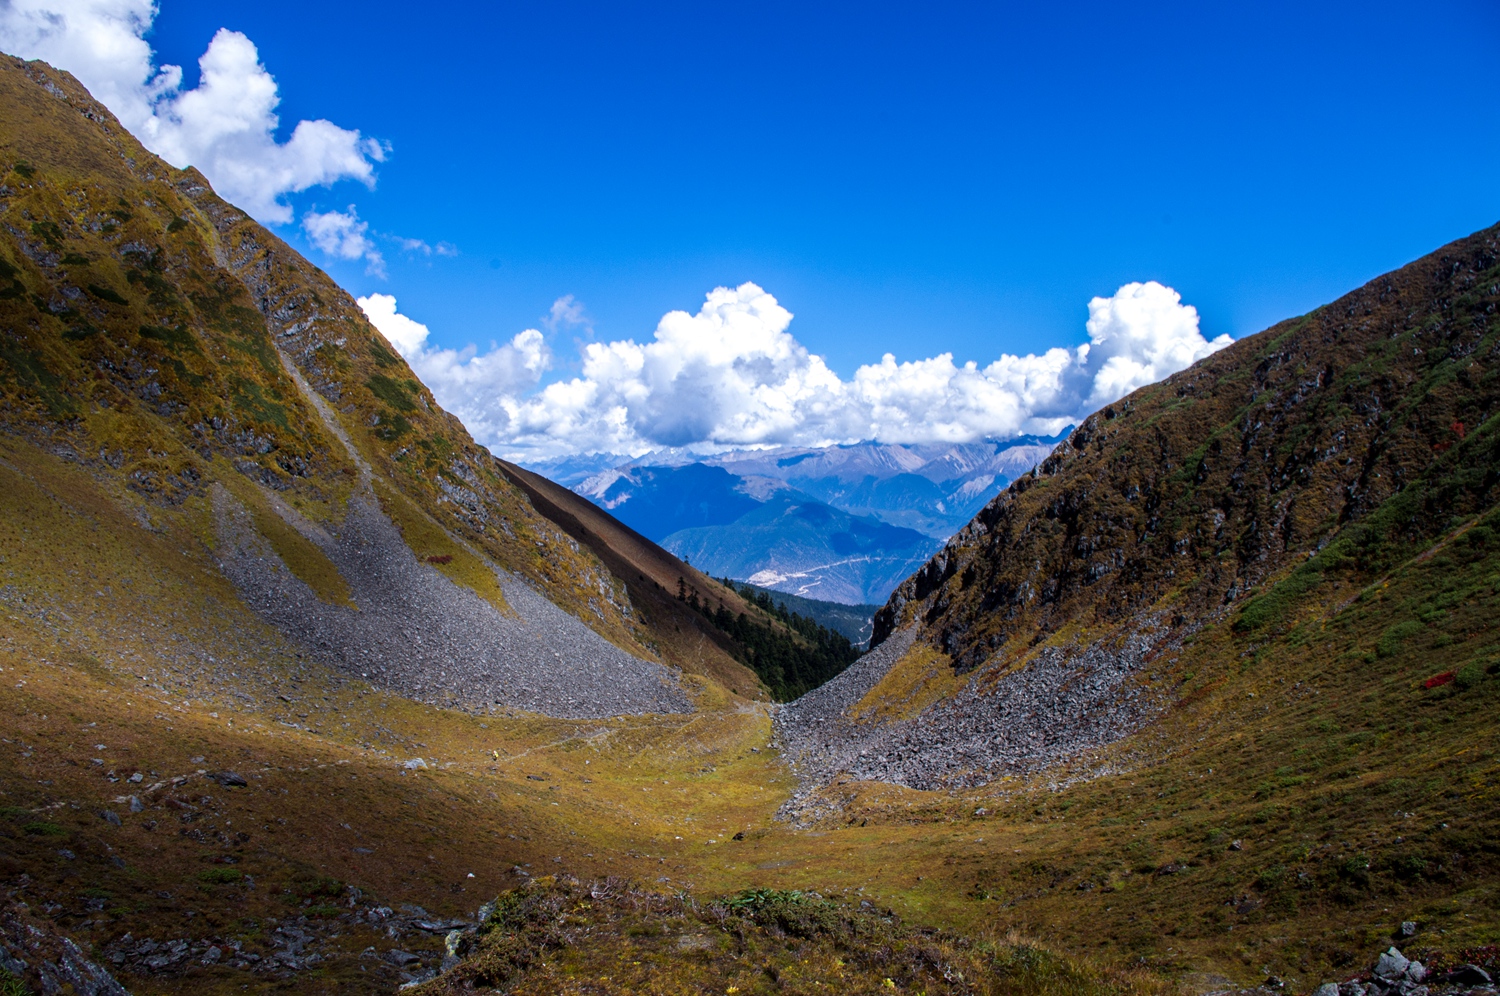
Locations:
415;877;1166;996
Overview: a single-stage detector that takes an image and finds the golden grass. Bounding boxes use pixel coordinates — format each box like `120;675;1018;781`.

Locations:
853;643;966;724
372;477;510;615
216;469;356;609
1;399;1499;996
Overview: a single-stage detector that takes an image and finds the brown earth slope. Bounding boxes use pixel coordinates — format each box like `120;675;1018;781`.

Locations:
496;459;766;695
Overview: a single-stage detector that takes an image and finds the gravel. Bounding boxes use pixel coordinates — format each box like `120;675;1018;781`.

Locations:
212;484;689;720
774;621;1170;817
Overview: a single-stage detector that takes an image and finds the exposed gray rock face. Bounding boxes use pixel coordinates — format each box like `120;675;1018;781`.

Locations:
0;903;131;995
212;485;689;719
774;621;1169;815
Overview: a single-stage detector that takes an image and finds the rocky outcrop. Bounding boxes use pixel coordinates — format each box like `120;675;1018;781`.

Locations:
0;902;131;995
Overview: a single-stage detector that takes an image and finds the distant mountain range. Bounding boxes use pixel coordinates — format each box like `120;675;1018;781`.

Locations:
552;437;1063;605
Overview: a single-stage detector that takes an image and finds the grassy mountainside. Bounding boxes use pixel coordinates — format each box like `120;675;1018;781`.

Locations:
875;225;1500;665
764;223;1500;986
0;53;657;665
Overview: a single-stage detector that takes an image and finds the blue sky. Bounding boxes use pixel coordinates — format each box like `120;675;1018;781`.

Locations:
5;0;1498;460
137;0;1500;370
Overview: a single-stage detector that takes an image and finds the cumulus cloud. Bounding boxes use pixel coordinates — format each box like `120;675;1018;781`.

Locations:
302;206;385;276
357;293;550;446
0;0;384;223
355;281;1231;463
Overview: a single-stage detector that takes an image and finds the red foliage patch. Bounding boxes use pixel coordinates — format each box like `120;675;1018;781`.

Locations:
1424;671;1456;689
426;554;453;565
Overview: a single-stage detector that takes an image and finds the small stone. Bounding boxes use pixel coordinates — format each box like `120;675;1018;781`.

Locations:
1229;839;1243;850
732;831;745;841
128;772;143;783
100;809;122;826
202;945;221;964
128;796;143;813
403;758;427;770
1313;984;1340;996
1399;920;1417;938
386;949;420;967
1406;960;1425;983
211;771;248;787
57;848;75;860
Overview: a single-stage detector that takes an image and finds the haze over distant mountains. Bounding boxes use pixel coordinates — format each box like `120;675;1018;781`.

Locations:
551;435;1063;604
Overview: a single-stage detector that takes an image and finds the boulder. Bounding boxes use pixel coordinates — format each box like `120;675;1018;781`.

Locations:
1374;948;1409;981
1441;965;1492;986
1312;985;1340;996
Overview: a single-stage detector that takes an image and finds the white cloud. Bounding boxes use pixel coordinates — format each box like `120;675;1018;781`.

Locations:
352;281;1230;464
493;281;1229;459
358;293;551;446
544;294;590;334
394;237;460;258
0;1;384;223
303;206;385;277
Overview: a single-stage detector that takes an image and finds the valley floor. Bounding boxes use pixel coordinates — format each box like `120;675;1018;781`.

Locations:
2;437;1498;996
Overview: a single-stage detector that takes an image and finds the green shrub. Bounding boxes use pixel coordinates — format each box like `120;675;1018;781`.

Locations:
198;868;243;884
291;873;343;898
21;821;65;837
1455;659;1492;690
1376;620;1424;658
1256;865;1287;890
85;282;128;305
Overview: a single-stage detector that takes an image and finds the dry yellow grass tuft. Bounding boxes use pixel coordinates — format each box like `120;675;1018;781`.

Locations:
853;642;966;724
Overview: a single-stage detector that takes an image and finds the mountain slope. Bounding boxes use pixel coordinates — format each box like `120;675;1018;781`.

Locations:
778;219;1500;791
0;53;696;718
734;581;881;646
